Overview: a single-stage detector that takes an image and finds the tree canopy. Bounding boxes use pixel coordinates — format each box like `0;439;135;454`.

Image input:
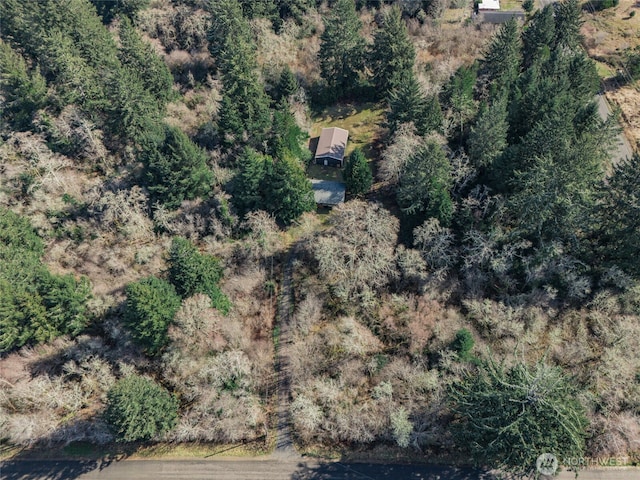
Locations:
319;0;366;97
105;375;178;442
450;360;587;476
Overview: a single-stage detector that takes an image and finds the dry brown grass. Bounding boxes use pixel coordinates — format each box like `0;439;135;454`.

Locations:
582;0;640;150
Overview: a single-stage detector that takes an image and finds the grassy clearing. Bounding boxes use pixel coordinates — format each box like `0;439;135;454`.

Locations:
132;441;271;459
500;0;523;10
309;101;384;160
2;440;272;461
595;60;616;78
443;8;468;23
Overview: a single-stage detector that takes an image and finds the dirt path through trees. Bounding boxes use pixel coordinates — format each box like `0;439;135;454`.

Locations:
273;245;297;457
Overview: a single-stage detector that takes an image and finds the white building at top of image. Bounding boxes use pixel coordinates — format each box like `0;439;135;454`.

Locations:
478;0;500;10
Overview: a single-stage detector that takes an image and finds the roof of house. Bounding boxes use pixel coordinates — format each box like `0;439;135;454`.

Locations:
311;179;346;206
315;127;349;162
478;0;500;9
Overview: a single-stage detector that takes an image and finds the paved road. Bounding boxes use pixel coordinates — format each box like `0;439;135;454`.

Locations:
596;93;634;168
1;459;639;480
0;459;495;480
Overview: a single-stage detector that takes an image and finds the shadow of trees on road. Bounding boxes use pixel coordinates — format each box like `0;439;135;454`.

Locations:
290;460;500;480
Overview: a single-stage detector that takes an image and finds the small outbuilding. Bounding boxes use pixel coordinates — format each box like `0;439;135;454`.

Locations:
311;179;346;207
315;127;349;168
478;0;500;9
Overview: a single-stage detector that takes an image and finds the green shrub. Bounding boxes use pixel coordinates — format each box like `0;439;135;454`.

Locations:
168;237;230;314
124;276;181;356
105;375;178;442
0;209;91;353
343;148;372;197
451;328;475;360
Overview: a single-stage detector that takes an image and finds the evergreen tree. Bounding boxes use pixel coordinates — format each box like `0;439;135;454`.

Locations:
343;148;372;196
91;0;150;24
168;237;230;313
0;41;47;130
467;96;508;169
0;209;91;353
450;360;587;477
554;0;583;51
268;102;308;160
231;148;269;216
442;64;478;139
106;67;162;144
522;5;555;68
263;156;315;224
507;111;606;244
208;0;272;148
105;375;178;442
124;276;181;356
319;0;366;97
397;140;453;227
143;125;213;209
482;18;522;90
595;155;640;276
369;6;415;96
387;73;442;137
276;0;314;24
275;65;299;101
118;17;173;107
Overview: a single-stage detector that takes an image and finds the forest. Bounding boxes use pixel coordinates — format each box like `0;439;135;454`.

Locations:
0;0;639;476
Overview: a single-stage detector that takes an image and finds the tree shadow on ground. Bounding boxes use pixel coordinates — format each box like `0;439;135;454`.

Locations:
290;460;500;480
0;442;130;480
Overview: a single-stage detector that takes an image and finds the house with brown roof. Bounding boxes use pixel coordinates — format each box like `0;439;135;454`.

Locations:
314;127;349;168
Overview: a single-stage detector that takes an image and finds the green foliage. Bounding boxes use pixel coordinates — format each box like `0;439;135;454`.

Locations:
503;95;610;243
142;124;213;209
522;6;555;68
106;68;163;144
451;328;474;360
595;155;640;276
467;96;508;168
168;237;230;313
0;209;91;353
319;0;366;97
263;156;315;225
442;64;478;139
91;0;150;24
124;277;181;356
0;0;165;147
0;40;47;130
369;6;415;96
387;73;443;137
482;18;522;89
268;102;308;161
231;148;269;216
105;375;178;442
118;17;173;107
522;0;534;12
450;360;587;476
275;66;299;102
554;0;583;50
0;208;44;254
230;147;314;224
397;140;453;227
343;148;372;196
209;0;272;148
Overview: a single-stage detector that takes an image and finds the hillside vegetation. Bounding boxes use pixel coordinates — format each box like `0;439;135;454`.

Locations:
0;0;639;475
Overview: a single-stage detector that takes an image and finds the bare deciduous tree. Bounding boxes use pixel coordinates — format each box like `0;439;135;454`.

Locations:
313;201;399;305
378;123;421;186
